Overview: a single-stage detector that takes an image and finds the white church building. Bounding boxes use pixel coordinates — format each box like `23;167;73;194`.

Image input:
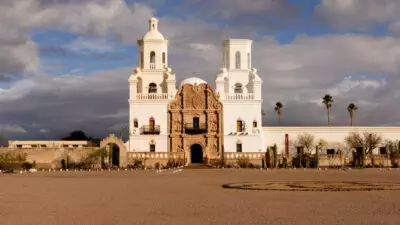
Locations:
3;17;400;168
127;17;400;164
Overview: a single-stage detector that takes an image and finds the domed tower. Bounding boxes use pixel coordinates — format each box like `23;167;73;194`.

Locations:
215;39;264;154
128;17;177;153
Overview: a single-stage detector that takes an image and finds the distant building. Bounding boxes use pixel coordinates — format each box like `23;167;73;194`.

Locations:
8;140;89;149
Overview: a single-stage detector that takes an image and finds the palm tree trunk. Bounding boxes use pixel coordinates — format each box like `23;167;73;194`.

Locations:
278;112;281;125
327;108;331;126
350;112;353;126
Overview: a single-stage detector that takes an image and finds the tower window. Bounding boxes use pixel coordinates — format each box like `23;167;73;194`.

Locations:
134;119;138;128
235;51;241;69
140;52;144;69
247;52;250;69
234;83;243;94
253;120;257;128
150;144;156;152
150;51;156;63
162;52;166;64
149;83;157;93
236;143;242;152
236;120;243;132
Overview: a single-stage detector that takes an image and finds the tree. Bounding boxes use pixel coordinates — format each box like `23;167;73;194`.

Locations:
322;94;333;126
345;132;382;167
274;102;283;124
347;103;358;126
385;140;400;159
61;130;89;141
297;133;315;153
294;133;315;168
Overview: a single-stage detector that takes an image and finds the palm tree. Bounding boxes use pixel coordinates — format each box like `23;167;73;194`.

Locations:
322;94;333;126
274;102;283;124
347;103;358;126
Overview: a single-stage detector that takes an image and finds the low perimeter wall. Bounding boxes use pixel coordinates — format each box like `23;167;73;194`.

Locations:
0;147;99;169
1;147;398;169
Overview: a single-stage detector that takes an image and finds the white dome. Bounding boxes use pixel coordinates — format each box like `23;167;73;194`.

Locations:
143;30;165;40
179;77;207;88
143;17;165;40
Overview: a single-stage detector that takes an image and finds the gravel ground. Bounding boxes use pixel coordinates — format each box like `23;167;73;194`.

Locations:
1;169;399;225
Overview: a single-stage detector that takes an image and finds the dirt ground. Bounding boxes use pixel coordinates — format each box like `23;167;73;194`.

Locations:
1;168;399;225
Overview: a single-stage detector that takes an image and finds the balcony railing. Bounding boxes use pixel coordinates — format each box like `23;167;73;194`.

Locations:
226;94;255;100
184;123;207;134
136;93;174;100
150;63;156;69
141;125;161;135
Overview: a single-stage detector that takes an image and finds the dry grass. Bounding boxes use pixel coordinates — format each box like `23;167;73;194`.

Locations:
1;168;400;225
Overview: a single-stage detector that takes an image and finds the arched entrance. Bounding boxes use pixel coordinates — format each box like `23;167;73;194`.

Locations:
100;134;127;167
191;144;203;163
107;143;120;167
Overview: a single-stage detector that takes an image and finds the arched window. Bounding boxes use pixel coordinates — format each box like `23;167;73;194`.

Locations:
162;52;166;64
235;51;241;69
133;119;138;128
253;120;257;128
148;83;157;93
140;52;144;68
247;52;250;69
150;51;156;64
149;117;155;130
234;83;243;94
236;120;243;132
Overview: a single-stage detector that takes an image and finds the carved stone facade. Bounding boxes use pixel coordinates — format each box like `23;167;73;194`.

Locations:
168;83;223;163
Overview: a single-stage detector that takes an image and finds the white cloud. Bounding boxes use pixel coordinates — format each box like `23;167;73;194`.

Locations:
65;38;114;54
0;124;27;133
316;0;400;29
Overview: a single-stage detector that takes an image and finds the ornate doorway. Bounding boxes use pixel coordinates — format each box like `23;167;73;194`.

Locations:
191;144;203;163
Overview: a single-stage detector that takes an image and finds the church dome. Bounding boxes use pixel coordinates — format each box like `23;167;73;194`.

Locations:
143;30;165;40
179;77;208;88
143;17;165;40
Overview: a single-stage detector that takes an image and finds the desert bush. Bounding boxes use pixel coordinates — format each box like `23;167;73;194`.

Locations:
127;159;144;169
208;159;224;168
166;158;184;168
21;162;33;170
0;152;28;170
237;157;251;168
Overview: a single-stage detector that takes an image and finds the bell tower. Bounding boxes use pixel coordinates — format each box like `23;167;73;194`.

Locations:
137;17;169;71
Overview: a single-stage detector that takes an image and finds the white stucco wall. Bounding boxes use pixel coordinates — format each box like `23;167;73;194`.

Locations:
128;135;168;152
222;101;264;152
224;135;263;153
263;126;400;154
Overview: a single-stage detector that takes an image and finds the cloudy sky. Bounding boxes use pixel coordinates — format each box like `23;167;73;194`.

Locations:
1;0;400;140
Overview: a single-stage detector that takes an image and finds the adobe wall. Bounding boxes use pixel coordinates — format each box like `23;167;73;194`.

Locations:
0;147;99;169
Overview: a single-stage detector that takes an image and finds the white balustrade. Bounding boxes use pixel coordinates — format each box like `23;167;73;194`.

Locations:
136;93;174;100
226;93;255;100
